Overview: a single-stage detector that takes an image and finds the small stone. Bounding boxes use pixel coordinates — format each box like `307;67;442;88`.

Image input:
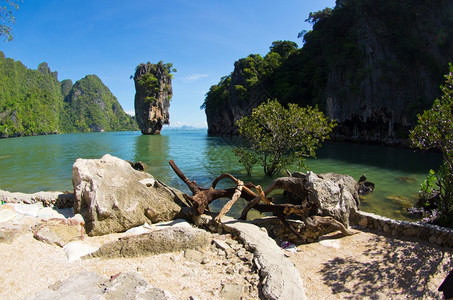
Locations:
219;283;244;300
213;239;230;251
201;257;210;265
184;249;204;263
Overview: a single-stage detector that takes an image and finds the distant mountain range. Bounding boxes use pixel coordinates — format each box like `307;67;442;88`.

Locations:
163;125;207;131
0;52;138;138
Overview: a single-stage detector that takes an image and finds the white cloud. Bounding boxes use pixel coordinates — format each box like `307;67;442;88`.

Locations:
181;74;209;82
125;110;135;116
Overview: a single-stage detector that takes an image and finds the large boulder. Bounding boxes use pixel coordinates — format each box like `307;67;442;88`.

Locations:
254;171;361;243
305;171;360;228
72;154;187;236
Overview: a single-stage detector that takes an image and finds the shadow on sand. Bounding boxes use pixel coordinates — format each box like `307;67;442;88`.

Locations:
319;231;453;298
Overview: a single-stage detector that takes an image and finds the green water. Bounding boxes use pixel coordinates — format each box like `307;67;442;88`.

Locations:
0;130;441;221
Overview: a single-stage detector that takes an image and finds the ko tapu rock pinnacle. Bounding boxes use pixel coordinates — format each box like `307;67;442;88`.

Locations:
133;61;174;135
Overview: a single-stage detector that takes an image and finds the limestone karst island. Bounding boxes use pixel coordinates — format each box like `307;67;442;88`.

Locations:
0;0;453;299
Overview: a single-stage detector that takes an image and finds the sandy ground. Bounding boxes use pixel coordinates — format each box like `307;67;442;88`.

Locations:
0;223;452;299
290;228;453;299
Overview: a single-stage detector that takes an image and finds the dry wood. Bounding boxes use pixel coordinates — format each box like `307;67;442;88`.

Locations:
169;160;354;240
169;160;256;216
214;180;244;223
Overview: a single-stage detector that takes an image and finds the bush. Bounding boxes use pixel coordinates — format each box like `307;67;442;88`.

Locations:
234;99;336;176
410;64;453;227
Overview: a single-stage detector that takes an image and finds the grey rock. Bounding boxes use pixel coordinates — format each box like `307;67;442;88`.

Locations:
220;218;307;300
72;154;187;236
213;238;230;251
220;283;244;300
88;226;212;258
184;249;205;263
33;219;84;247
26;271;177;300
305;171;360;228
26;271;106;300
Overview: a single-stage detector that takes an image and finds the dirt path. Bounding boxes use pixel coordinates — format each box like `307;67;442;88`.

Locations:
289;228;453;299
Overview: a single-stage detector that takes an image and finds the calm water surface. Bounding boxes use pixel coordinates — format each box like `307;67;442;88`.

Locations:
0;129;441;220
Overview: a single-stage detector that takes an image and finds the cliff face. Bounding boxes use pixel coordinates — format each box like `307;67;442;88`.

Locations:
204;0;453;145
321;0;453;144
134;62;173;135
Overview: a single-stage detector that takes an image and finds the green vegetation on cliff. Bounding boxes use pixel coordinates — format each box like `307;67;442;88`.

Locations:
62;75;138;133
0;52;138;138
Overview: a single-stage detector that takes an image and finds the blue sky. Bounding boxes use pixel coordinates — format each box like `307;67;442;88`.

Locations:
2;0;336;128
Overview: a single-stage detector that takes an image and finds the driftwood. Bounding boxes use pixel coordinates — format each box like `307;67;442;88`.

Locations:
169;160;257;216
169;160;355;239
240;176;311;220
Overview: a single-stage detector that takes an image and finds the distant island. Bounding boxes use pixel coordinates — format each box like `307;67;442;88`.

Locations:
0;52;138;138
164;125;207;131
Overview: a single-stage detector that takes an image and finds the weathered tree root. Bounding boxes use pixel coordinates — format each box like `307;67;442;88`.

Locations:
169;160;354;239
169;160;256;216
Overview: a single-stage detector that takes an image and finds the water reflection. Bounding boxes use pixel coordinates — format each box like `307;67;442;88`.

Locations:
133;134;170;183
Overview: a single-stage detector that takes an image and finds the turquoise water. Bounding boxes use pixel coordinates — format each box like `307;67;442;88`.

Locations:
0;129;441;220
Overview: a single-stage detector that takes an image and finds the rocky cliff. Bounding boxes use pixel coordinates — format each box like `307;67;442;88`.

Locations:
134;62;173;135
203;0;453;145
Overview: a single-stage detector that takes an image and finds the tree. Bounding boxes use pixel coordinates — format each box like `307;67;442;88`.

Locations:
234;99;336;176
269;41;298;59
0;0;21;41
410;64;453;227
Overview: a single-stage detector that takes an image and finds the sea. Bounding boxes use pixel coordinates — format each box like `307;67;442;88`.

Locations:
0;129;442;221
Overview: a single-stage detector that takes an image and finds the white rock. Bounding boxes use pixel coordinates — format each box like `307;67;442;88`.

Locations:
318;239;340;249
64;241;100;263
0;205;17;222
12;203;43;217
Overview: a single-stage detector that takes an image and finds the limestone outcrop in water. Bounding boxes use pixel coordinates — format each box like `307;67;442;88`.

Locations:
202;0;453;145
133;61;174;135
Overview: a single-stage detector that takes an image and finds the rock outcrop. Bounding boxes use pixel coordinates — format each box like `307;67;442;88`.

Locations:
72;154;187;236
134;61;173;135
203;1;453;145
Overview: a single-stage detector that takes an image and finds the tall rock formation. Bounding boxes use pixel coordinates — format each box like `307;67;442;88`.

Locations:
203;0;453;145
134;62;173;135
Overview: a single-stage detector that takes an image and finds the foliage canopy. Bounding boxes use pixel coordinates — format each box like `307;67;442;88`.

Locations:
234;99;336;176
0;0;21;41
410;64;453;227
